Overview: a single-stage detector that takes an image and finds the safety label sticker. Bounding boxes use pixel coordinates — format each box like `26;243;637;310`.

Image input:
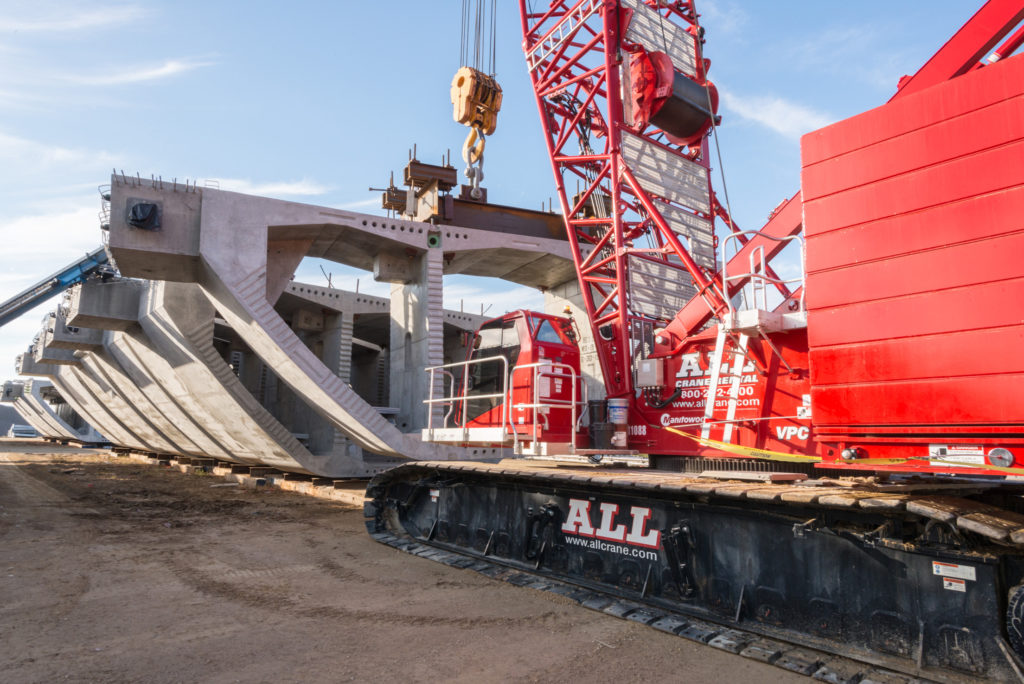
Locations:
933;561;976;581
943;578;967;592
929;444;985;467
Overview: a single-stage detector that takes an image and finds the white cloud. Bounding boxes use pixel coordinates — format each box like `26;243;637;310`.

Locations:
67;58;214;86
443;279;544;318
215;177;331;197
0;131;118;171
0;202;106;379
0;205;103;263
337;197;383;210
0;5;148;33
699;1;749;35
719;88;832;139
783;25;916;93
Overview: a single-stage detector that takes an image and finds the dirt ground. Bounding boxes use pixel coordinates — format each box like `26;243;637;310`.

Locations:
0;439;804;684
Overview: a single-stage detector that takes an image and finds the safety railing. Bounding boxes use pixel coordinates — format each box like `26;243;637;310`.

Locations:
720;231;805;318
424;356;585;452
424;355;514;446
509;361;585;451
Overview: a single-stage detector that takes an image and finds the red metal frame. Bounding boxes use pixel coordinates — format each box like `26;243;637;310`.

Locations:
659;0;1024;343
517;0;1024;475
519;0;727;399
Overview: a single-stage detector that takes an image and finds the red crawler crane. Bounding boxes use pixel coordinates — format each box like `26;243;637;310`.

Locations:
370;3;1024;679
518;0;1024;475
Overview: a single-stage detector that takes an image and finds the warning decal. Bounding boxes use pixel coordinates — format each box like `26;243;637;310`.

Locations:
932;561;976;582
943;578;967;592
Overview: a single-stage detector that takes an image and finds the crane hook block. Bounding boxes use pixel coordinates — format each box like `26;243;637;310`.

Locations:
451;66;503;135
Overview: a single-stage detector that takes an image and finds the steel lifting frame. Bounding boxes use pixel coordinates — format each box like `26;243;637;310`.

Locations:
519;0;726;397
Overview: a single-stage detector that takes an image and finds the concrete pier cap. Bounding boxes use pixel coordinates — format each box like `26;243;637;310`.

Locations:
106;175;578;462
50;304;104;351
66;279;144;331
33;324;81;366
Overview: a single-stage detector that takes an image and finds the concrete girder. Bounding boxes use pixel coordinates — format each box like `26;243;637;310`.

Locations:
61;362;154;451
14;396;60;438
33;324;80;366
51;344;175;454
45;307;189;456
139;280;324;472
25;378;104;443
2;381;60;438
105;332;235;460
66;278;143;331
84;334;201;455
13;380;84;441
107;180;520;462
67;281;236;461
49;307;104;351
17;350;142;450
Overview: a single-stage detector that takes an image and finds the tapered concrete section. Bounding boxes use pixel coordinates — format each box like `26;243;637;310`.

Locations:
107;179;533;462
49;307;104;351
66;278;142;331
17;351;142;450
140;281;323;472
65;283;235;460
38;315;184;455
2;381;59;438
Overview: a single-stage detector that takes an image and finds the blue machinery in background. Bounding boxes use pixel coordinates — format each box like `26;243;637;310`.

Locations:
0;247;110;329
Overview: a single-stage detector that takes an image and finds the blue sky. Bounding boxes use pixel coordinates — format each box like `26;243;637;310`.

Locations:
0;1;991;376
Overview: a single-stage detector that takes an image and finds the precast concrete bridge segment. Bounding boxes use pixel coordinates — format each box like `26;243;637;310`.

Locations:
106;178;576;461
18;347;143;451
64;281;238;463
64;277;482;476
34;321;181;454
2;380;65;440
66;278;264;464
1;379;100;443
63;277;313;469
51;305;207;457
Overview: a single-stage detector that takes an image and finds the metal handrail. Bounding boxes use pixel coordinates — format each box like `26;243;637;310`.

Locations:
424;355;585;452
720;231;805;317
424;355;514;446
509;361;584;452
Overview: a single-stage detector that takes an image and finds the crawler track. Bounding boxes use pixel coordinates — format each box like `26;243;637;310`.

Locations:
366;461;1024;682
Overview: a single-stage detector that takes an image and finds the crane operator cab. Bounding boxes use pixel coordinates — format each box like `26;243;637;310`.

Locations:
422;310;584;452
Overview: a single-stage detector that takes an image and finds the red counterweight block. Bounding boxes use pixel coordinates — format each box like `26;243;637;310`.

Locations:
801;52;1024;462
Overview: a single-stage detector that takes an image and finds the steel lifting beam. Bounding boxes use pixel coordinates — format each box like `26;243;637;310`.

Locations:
0;247;109;329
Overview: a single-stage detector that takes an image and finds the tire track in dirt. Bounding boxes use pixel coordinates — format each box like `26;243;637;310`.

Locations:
167;557;562;629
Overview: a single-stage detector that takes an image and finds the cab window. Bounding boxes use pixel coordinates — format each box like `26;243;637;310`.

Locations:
465;318;521;421
534;319;564;345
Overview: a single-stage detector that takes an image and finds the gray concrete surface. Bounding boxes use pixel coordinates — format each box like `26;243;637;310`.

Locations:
105;178;542;461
